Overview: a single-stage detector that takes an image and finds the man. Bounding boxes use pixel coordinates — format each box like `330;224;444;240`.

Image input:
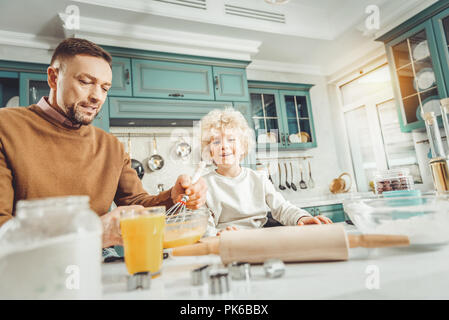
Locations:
0;38;207;247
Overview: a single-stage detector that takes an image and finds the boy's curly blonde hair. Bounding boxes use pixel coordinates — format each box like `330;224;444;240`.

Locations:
200;107;255;163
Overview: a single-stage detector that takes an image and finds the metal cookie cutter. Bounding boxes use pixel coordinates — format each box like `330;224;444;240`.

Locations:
263;259;285;279
191;264;210;286
228;261;251;281
127;272;151;291
208;269;230;295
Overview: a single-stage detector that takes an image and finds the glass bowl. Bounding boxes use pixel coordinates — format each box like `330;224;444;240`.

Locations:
163;208;210;248
343;195;449;248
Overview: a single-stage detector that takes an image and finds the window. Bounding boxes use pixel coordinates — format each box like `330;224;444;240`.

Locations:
340;64;422;192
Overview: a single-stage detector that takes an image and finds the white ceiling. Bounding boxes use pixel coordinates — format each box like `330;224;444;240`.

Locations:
0;0;438;76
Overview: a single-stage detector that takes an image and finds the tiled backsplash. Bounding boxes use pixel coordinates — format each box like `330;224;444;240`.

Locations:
110;126;335;205
110;126;203;195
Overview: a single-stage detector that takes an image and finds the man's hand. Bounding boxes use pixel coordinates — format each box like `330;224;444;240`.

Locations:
100;205;144;248
297;215;333;226
171;175;207;209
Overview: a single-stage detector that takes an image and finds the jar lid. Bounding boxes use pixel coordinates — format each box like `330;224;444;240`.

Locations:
16;195;89;210
374;168;410;177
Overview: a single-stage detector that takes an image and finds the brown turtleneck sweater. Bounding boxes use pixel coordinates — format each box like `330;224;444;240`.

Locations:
0;104;173;227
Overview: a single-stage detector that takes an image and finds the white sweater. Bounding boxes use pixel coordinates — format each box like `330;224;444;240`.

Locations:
203;167;311;236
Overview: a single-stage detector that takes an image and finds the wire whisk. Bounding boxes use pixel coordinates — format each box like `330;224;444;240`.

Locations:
166;161;206;223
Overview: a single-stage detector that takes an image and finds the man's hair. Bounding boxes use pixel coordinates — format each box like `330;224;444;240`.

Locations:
50;38;112;68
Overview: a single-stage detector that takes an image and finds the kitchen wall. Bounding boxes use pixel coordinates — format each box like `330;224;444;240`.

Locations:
109;66;346;205
110;126;206;196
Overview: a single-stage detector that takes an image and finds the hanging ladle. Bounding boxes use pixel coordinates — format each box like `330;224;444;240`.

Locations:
278;163;286;190
290;162;297;191
284;163;291;189
299;162;307;189
308;160;315;189
267;163;274;184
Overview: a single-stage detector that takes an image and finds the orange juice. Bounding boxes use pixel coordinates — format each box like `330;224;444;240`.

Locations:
120;209;165;276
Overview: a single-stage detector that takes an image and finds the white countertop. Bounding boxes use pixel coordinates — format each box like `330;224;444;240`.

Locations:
289;192;378;208
101;223;449;300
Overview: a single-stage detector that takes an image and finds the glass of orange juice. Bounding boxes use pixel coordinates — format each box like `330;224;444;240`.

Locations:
120;206;165;278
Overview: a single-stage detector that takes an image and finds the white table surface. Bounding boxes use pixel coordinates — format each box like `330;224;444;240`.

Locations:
102;223;449;300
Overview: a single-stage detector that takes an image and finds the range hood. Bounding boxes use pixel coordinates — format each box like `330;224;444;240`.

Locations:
109;118;196;127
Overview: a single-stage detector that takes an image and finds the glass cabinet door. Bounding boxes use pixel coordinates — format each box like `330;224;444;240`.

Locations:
388;21;445;130
432;6;449;98
0;71;19;108
19;73;49;106
279;90;316;148
250;89;283;148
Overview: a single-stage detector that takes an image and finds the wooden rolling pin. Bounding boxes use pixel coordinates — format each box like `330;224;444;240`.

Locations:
171;224;409;264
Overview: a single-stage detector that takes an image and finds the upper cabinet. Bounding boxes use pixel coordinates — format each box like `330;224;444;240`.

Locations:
432;6;449;98
248;81;316;150
278;90;316;149
377;1;449;132
212;66;249;102
132;59;215;100
385;21;445;131
19;72;49;106
109;57;132;97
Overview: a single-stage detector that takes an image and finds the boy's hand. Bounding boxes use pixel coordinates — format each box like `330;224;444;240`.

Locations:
216;226;238;236
297;215;333;226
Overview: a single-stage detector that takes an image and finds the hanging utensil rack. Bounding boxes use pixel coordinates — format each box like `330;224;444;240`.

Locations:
256;155;313;162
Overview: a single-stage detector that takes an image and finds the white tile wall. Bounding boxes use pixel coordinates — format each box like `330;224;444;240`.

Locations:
110;126;205;196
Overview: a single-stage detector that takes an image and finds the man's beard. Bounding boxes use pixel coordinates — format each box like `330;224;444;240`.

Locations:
66;103;98;125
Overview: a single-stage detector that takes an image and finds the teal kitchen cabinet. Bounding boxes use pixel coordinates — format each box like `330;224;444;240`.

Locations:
132;59;214;100
109;96;233;121
92;98;110;132
278;90;317;149
212;66;249;102
249;81;316;150
384;20;446;132
302;203;346;223
249;88;285;150
302;207;315;216
0;71;19;108
432;6;449;98
109;57;132;97
19;72;49;106
377;0;449;132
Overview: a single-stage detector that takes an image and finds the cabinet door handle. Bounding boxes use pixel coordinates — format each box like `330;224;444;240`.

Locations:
316;208;320;215
214;75;219;90
124;69;130;85
286;133;290;145
168;93;185;97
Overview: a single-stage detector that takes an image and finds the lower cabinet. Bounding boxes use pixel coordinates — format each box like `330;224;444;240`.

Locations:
302;203;347;223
